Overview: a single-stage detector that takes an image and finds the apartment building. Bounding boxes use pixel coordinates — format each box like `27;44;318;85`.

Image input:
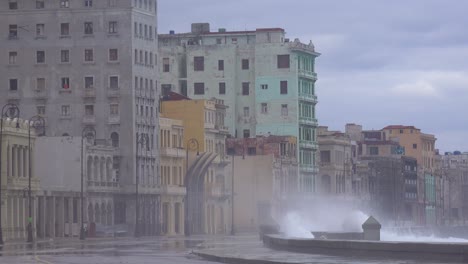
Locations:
159;23;320;193
161;95;230;235
1;0;160;231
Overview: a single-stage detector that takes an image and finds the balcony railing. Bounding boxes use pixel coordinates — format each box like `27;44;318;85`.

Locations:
107;88;120;98
160;147;185;158
161;185;186;196
298;93;317;103
108;115;120;124
299;140;318;150
82;115;96;124
83;88;96;98
299;116;318;126
298;69;317;80
87;180;120;191
300;164;319;174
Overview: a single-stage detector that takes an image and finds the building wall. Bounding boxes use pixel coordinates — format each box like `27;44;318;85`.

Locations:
0;0;161;209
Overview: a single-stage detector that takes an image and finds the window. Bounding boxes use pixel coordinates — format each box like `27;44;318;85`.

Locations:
242;59;249;70
36;78;45;91
280;81;288;94
61;105;70;116
163;58;170;72
242;82;249;95
60;23;70;36
110;76;119;89
85;105;94;116
36;24;45;36
194;83;204;95
36;1;45;8
108;21;117;34
281;104;288;116
109;49;118;61
194;56;204;71
261;103;268;114
243;129;250;138
84;49;94;62
60;0;69;8
413;144;417;149
320;151;331;163
37;106;45;115
61;77;70;89
218;60;224;71
9;25;18;39
111;132;119;147
248;147;256;155
36;51;45;63
161;84;171;96
9;1;18;10
277;54;290;68
84;0;93;7
219;82;226;95
400;129;404;134
369;147;379;155
84;22;93;35
231;38;238;44
216;38;222;44
60;50;69;63
109;104;119;116
9;79;18;91
84;76;94;88
9;51;17;64
108;0;116;7
243;107;249;117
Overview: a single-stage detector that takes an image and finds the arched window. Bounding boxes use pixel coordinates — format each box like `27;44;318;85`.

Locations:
111;132;119;147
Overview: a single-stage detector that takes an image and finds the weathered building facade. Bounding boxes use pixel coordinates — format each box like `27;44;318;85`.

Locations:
226;135;298;232
0;0;161;231
159;23;319;193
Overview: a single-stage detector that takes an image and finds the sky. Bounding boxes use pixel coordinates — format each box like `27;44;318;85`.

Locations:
158;0;468;153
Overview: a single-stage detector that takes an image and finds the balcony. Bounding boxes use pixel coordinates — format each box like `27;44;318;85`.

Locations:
299;140;318;150
204;122;215;130
33;89;48;99
161;185;186;196
107;88;120;98
299;116;318;127
298;69;317;80
82;115;96;125
300;164;319;174
7;90;20;99
289;41;319;55
298;93;317;104
83;88;96;98
160;147;185;158
215;124;229;134
87;180;120;192
108;115;120;124
206;184;228;200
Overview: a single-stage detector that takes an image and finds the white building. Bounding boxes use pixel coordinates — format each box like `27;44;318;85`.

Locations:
0;0;160;230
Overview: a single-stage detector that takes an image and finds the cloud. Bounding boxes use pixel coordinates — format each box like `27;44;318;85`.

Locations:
158;0;468;151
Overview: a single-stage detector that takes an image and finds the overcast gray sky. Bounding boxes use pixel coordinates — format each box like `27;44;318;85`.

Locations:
159;0;468;153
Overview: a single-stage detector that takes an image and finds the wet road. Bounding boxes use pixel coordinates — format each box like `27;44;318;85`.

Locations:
0;235;466;264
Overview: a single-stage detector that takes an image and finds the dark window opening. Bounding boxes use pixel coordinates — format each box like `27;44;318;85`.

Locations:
194;56;204;71
218;60;224;71
194;82;205;95
280;81;288;94
242;82;249;96
277;54;290;68
242;59;249;70
219;82;226;95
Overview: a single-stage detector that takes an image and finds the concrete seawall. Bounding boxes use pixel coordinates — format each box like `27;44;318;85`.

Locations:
263;234;468;262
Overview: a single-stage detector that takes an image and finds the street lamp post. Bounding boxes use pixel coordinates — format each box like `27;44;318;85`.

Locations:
231;150;235;236
0;103;20;245
135;133;149;237
184;138;199;236
27;116;45;243
80;127;96;240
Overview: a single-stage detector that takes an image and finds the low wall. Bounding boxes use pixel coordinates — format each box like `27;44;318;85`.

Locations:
311;231;363;240
262;234;468;262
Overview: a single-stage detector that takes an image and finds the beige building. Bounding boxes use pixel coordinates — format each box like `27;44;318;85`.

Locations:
226;135;298;232
0;118;39;241
159;117;186;236
317;126;353;197
161;95;230;235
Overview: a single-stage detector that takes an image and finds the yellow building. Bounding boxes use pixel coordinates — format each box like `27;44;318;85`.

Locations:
161;95;230;235
0;118;39;241
158;117;186;236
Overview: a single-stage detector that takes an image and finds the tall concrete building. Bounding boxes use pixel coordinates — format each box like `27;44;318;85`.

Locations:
1;0;160;231
159;23;320;193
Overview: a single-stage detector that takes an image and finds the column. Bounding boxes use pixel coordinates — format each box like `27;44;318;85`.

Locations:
6;196;13;240
180;201;185;235
50;196;56;238
168;203;173;235
68;197;73;236
25;147;29;179
18;147;22;178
